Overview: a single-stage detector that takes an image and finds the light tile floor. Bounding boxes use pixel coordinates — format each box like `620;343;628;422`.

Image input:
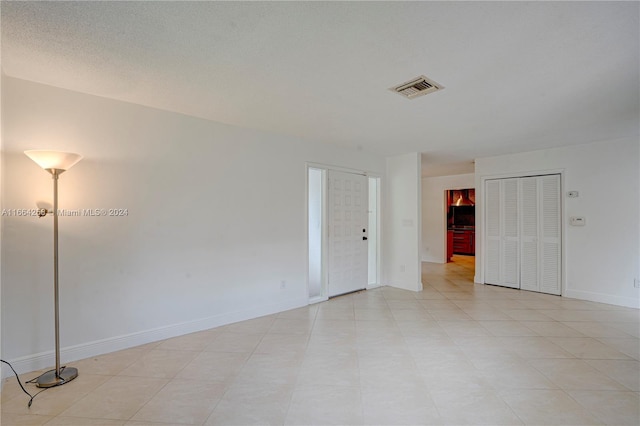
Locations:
2;256;639;425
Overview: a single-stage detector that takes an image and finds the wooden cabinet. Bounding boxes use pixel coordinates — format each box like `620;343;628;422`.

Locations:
452;230;474;255
447;230;454;262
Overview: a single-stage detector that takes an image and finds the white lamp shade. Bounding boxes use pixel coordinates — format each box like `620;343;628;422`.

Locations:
25;150;82;171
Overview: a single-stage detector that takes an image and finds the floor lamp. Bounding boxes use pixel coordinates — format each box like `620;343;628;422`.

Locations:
25;150;82;388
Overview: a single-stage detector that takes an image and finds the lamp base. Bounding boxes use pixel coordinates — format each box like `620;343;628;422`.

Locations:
35;366;78;388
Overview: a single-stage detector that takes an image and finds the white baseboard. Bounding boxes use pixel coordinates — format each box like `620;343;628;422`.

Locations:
366;283;385;290
387;282;423;292
308;295;328;304
563;289;640;309
2;296;307;380
422;257;445;264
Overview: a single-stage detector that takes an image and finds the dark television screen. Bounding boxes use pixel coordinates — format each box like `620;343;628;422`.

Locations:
451;205;475;227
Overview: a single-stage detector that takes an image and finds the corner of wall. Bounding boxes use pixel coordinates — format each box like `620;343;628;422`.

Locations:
384;152;422;292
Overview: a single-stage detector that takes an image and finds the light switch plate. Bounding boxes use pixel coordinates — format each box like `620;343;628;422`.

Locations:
570;216;586;226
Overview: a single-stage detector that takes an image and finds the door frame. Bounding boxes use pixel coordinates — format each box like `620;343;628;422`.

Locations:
477;169;566;295
306;163;382;303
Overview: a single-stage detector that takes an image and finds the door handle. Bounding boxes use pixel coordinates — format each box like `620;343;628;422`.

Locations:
363;236;368;240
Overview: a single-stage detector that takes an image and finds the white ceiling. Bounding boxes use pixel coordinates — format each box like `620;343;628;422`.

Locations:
2;1;638;176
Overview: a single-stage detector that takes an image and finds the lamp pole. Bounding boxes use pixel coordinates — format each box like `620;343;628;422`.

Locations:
50;169;64;379
25;150;82;388
35;167;78;388
52;169;61;380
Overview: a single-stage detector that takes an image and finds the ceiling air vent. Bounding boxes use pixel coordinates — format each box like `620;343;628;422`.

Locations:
390;75;443;99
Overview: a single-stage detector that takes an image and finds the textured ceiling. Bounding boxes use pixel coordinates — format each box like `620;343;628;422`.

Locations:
2;1;638;176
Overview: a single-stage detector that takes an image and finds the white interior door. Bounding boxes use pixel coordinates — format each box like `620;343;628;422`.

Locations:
519;177;539;292
328;170;368;297
485;178;519;288
501;179;520;289
485;174;561;295
539;174;561;295
485;180;501;285
519;175;561;294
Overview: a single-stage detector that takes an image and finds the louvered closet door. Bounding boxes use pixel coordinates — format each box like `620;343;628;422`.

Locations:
328;170;368;297
485;178;519;288
520;177;539;292
486;174;561;295
485;180;501;285
501;179;520;288
539;175;561;295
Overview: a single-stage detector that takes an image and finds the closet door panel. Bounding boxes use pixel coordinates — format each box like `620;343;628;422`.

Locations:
501;179;519;288
540;175;561;295
485;180;501;285
520;177;539;292
484;174;561;295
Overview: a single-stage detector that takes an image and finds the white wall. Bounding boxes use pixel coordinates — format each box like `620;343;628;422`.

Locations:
421;173;475;263
0;76;385;374
384;153;422;291
475;137;640;308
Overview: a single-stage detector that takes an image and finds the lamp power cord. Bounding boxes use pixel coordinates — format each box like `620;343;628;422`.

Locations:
1;359;67;407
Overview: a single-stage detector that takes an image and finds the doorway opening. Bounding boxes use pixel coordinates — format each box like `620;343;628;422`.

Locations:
307;165;380;303
446;188;476;263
